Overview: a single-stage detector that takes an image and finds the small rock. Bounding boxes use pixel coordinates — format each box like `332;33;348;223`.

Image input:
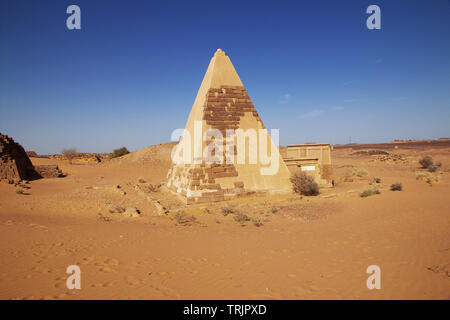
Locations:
123;207;141;218
152;200;168;216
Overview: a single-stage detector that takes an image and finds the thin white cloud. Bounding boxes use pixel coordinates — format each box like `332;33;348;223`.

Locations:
344;99;356;102
333;106;345;111
375;58;383;63
343;81;353;86
301;109;324;119
278;93;290;104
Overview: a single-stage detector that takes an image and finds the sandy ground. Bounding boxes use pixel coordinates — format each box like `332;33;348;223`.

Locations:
0;141;449;300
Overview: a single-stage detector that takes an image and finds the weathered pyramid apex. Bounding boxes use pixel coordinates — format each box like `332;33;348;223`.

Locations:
215;48;225;56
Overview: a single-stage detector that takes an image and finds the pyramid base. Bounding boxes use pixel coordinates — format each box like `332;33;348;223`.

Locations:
167;184;292;205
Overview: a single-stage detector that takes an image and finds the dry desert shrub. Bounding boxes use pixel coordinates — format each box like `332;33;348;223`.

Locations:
269;206;278;213
61;148;77;164
418;155;442;172
354;169;369;177
419;156;434;169
390;183;403;191
252;218;263;227
360;188;380;198
174;211;198;226
415;171;440;185
220;206;235;216
233;212;250;224
290;172;319;196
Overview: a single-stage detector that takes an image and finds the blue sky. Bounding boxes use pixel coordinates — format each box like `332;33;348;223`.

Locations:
1;0;449;154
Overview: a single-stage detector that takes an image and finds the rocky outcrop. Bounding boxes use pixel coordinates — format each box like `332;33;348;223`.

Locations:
50;153;109;163
0;133;41;182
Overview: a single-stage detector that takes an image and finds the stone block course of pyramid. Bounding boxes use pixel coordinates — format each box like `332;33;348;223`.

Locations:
166;49;292;204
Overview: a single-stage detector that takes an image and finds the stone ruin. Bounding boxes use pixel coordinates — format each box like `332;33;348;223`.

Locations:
284;143;333;187
34;165;64;178
1;133;64;182
0;133;41;182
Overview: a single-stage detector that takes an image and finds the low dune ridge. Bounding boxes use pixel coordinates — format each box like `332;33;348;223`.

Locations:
109;142;177;165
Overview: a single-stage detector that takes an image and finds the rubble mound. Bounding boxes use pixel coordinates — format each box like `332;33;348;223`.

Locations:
50;153;108;163
0;133;41;182
351;150;390;156
371;154;407;164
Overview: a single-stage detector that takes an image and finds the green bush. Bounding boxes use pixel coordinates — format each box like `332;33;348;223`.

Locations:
111;147;130;158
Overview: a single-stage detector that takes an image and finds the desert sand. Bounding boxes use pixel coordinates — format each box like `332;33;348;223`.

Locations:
0;141;449;299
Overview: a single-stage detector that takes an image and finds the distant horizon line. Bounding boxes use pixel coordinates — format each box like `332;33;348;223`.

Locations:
8;136;449;156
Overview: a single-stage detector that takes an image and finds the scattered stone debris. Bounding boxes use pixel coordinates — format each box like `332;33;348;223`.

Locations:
351;150;389;156
50;153;108;163
123;207;141;218
108;204;126;214
371;154;407;164
150;199;169;216
112;185;126;195
97;212;112;222
135;183;161;194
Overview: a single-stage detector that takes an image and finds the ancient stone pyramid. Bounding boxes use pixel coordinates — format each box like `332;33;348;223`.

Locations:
0;133;41;182
166;49;292;204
